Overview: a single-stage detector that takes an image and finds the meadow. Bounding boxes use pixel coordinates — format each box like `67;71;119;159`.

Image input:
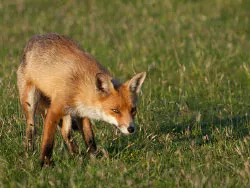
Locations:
0;0;249;187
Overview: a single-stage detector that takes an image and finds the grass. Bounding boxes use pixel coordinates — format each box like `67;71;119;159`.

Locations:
0;0;250;187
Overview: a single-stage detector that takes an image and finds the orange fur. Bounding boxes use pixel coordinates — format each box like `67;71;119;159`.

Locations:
17;33;146;166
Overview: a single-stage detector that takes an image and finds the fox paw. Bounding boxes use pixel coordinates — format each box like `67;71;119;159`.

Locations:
40;158;55;168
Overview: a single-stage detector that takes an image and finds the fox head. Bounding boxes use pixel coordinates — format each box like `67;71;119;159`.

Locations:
94;72;146;134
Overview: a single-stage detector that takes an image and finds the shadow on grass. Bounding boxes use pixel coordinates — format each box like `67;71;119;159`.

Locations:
156;114;250;143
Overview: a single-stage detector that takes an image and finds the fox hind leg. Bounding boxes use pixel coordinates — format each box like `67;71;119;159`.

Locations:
17;67;40;151
20;83;40;151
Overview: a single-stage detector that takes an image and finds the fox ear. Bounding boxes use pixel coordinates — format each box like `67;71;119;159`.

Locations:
127;72;146;94
96;73;113;95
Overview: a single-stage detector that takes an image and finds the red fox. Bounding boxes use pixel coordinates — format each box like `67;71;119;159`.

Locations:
17;33;146;166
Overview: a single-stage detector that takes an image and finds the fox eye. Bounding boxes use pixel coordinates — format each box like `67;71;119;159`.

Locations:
131;107;137;116
111;109;120;114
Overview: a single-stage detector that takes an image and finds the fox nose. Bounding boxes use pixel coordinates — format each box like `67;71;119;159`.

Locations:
127;126;135;133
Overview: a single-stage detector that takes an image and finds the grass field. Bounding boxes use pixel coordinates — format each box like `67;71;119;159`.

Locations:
0;0;250;187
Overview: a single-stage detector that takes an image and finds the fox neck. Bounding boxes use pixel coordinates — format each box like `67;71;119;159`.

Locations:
67;86;118;126
66;74;121;126
71;102;118;126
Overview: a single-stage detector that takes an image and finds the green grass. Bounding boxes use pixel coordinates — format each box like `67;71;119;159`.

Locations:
0;0;250;187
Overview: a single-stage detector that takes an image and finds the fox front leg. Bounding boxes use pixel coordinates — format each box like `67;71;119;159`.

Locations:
77;117;97;155
40;107;61;167
61;115;79;153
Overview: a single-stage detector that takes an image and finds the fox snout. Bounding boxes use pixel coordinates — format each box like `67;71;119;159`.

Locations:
127;125;135;133
118;122;136;135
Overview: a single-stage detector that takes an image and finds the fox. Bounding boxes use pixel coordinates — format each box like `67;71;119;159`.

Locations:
17;33;146;166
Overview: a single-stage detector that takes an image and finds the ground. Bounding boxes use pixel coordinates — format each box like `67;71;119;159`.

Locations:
0;0;249;187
